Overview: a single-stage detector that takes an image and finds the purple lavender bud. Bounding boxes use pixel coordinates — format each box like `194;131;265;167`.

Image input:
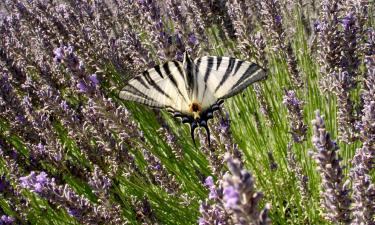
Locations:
22;96;32;109
67;208;78;217
198;217;207;225
66;45;74;54
53;47;64;63
275;15;282;25
1;215;15;224
204;176;214;188
36;172;48;184
204;177;218;199
89;74;99;86
188;33;197;45
19;171;50;193
341;12;355;30
208;188;218;200
77;81;88;93
223;186;239;209
175;50;184;62
37;143;46;154
15;115;26;124
218;117;230;134
165;132;174;144
283;90;307;142
154;164;162;171
60;100;69;111
314;21;322;32
33;183;43;193
19;171;35;189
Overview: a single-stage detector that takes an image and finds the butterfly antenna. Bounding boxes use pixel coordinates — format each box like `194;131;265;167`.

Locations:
190;122;198;147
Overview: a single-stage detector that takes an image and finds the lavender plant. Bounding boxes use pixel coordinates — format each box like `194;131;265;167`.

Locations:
0;0;374;224
311;110;351;223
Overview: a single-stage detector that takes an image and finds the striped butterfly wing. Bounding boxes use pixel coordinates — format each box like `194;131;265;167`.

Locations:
119;61;191;113
194;56;266;108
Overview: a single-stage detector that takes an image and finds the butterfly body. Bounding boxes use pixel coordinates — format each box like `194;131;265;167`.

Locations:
120;52;266;145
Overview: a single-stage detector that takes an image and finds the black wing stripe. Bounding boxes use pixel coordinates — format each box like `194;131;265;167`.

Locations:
123;84;159;103
134;76;149;89
226;66;263;96
214;57;235;92
154;65;164;78
194;58;201;97
233;60;244;76
143;71;172;100
163;63;189;103
204;57;214;83
240;63;259;80
173;61;184;79
216;57;222;70
185;57;195;95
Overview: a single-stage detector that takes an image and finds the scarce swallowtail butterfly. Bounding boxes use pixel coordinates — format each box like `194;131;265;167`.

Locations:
119;52;267;146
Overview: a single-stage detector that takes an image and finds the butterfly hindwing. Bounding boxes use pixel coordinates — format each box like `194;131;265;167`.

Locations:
119;61;191;113
194;56;266;105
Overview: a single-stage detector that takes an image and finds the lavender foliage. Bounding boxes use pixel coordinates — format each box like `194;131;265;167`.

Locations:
0;0;374;224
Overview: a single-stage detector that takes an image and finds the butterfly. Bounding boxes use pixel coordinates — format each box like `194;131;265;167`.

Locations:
119;52;267;146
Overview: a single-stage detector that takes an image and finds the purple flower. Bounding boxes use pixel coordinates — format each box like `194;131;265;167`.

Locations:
65;45;74;54
282;90;300;106
33;182;43;193
89;74;99;86
37;143;45;154
0;215;15;224
275;15;282;24
198;217;207;225
204;176;214;188
19;171;50;194
341;13;355;30
188;33;197;45
208;188;218;200
223;186;239;209
67;208;78;217
15;115;26;124
36;172;48;184
204;176;218;199
60;100;69;111
313;20;323;32
20;171;36;188
77;81;88;92
175;32;183;46
53;47;64;63
218;117;230;133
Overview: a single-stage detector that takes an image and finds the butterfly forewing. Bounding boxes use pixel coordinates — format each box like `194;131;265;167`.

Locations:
194;56;266;104
120;61;191;113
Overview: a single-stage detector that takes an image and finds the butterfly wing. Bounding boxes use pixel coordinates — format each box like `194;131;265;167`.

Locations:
194;56;267;108
119;61;191;113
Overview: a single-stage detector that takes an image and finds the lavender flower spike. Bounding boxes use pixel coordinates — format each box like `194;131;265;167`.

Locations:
349;55;375;225
222;154;271;225
310;110;352;223
283;90;307;143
